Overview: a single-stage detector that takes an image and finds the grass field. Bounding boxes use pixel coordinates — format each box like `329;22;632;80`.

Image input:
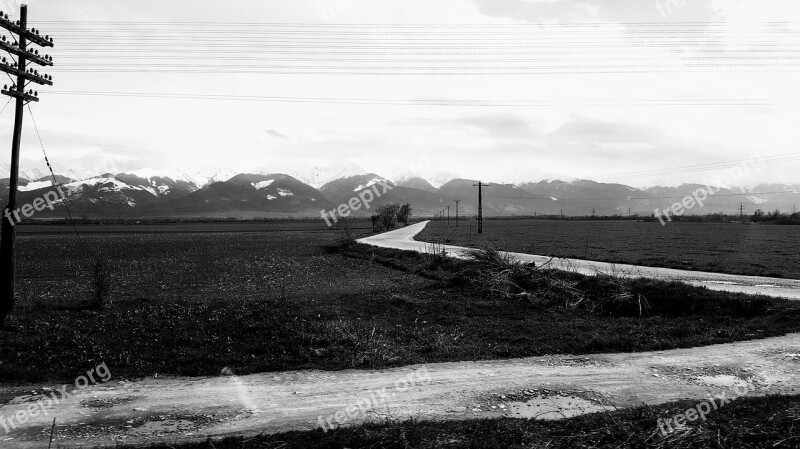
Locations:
416;219;800;279
2;221;800;385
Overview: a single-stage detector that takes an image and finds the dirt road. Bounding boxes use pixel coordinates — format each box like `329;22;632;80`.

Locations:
3;334;799;448
359;221;800;299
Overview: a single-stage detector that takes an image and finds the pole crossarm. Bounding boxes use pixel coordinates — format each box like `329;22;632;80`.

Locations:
0;40;53;66
0;87;37;102
0;16;53;48
0;63;52;85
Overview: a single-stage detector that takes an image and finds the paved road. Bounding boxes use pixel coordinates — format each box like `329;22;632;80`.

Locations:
358;221;800;299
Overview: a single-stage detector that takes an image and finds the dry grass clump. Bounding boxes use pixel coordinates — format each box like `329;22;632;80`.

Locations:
452;248;649;317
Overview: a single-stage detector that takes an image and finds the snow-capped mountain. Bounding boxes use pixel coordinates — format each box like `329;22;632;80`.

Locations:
1;166;797;219
129;168;238;189
275;161;368;189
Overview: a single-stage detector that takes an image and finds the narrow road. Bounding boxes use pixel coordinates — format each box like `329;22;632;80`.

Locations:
358;221;800;299
3;334;800;448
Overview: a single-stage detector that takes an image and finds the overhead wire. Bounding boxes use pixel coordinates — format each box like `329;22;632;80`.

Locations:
26;104;83;242
486;191;800;202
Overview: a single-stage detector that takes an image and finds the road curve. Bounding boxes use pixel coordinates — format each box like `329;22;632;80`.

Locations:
358;221;800;300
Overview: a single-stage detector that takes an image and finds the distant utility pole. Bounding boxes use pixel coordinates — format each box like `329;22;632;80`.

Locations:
473;181;489;234
0;5;53;328
454;200;460;227
446;206;450;225
560;209;564;220
740;203;745;218
592;208;595;218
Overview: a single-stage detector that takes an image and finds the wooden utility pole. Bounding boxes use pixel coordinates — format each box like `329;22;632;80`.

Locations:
473;181;488;234
454;200;460;227
0;5;53;327
446;206;450;225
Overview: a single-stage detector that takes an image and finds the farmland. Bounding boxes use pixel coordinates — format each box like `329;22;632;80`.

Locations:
416;219;800;279
2;220;800;385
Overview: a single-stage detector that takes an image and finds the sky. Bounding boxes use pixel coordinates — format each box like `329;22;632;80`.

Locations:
0;0;799;187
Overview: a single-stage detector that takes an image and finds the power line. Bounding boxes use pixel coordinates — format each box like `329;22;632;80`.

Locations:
592;152;800;180
26;104;82;242
27;21;800;26
39;91;800;107
487;191;800;202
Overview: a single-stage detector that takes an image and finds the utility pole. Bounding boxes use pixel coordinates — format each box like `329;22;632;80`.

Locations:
739;203;744;218
473;181;489;234
454;200;460;227
0;5;53;328
592;208;595;218
446;206;450;225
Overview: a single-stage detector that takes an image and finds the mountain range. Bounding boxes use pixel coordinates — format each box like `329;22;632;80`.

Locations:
0;169;797;220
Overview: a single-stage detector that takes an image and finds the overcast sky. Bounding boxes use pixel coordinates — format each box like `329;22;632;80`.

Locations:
1;0;799;187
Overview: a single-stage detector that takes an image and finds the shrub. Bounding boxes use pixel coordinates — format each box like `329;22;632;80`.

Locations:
398;203;413;225
376;203;400;231
90;255;113;309
337;217;356;248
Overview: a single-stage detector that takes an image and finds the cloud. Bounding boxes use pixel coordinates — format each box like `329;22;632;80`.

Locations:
456;114;537;137
394;113;538;138
265;129;289;140
470;0;720;23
